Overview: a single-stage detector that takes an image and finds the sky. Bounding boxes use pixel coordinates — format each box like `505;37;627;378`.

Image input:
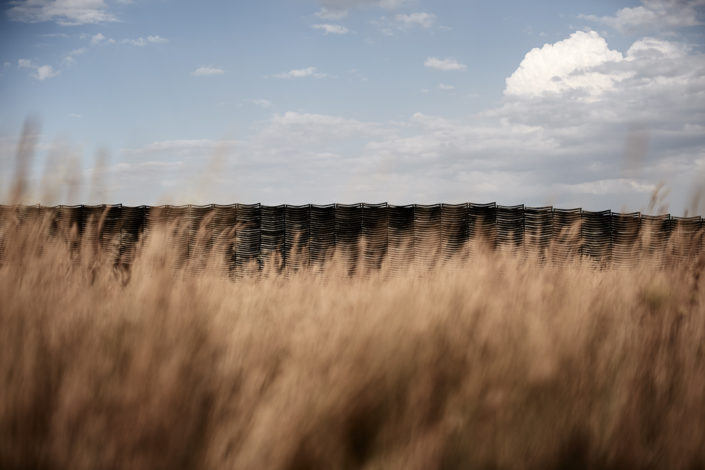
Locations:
0;0;704;213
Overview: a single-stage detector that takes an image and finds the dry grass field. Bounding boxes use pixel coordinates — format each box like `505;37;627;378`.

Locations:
1;208;705;470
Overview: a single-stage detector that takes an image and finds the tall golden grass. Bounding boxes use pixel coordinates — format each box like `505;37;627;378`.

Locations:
1;205;705;470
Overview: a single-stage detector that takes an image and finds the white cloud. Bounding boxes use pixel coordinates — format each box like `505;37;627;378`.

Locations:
626;36;690;59
394;12;435;29
374;11;437;35
191;66;225;76
122;35;169;46
250;99;272;108
424;57;467;71
121;37;145;46
146;35;168;44
62;47;87;66
122;140;227;155
505;31;626;98
580;0;705;33
90;32;105;44
17;59;59;80
315;7;348;20
438;83;455;90
312;23;349;34
313;0;410;22
555;178;657;196
90;32;115;44
110;140;243;204
7;0;117;26
34;65;59;80
270;66;328;79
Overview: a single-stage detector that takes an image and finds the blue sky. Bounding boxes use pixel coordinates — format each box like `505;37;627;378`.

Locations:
1;0;704;213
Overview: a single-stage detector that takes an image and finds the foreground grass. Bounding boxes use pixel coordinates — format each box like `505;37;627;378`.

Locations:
1;213;705;470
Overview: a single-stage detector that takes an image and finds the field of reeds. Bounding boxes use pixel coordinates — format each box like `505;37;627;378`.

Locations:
1;204;705;470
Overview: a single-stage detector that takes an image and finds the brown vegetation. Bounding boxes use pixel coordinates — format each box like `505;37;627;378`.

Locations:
1;208;705;470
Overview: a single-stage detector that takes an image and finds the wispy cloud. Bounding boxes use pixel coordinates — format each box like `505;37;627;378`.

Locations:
394;12;436;28
438;83;455;90
250;99;272;108
580;0;704;33
62;47;87;66
270;66;328;79
91;32;105;44
7;0;117;26
313;0;411;23
191;66;225;76
424;57;467;71
17;59;59;80
312;23;349;34
374;11;437;35
122;35;169;47
315;7;348;20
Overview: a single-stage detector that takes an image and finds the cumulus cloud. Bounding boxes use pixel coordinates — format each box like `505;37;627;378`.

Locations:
581;0;705;33
505;31;626;99
503;31;700;105
17;59;59;80
34;64;59;80
7;0;117;26
90;32;106;44
424;57;467;71
270;67;328;79
312;23;349;34
625;36;690;59
191;66;225;76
